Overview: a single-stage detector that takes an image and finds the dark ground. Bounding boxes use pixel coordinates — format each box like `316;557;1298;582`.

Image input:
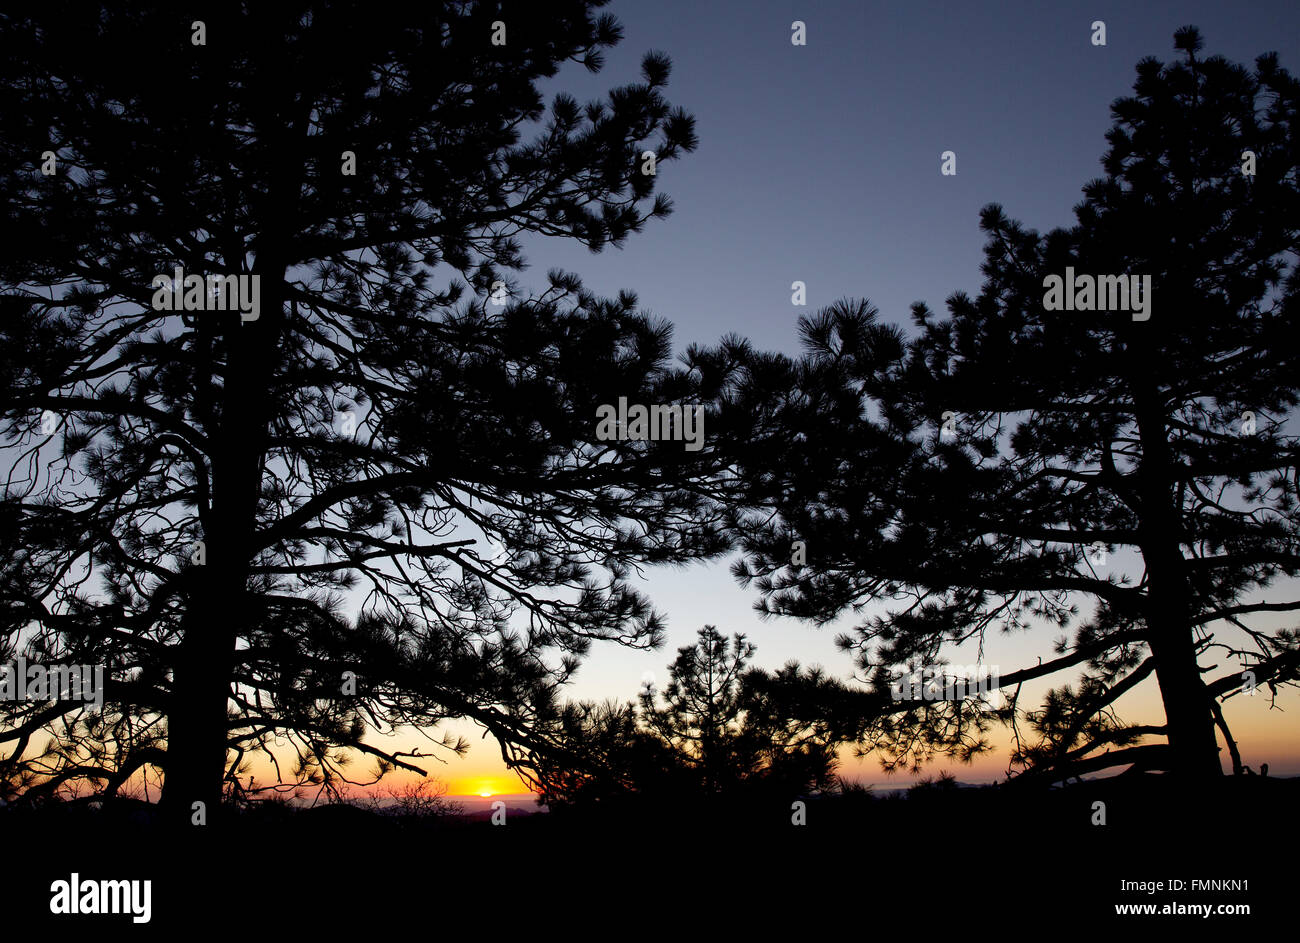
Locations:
4;774;1294;933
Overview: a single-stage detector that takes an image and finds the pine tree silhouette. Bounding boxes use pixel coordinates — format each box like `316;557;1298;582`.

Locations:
725;27;1300;782
0;1;729;823
522;626;848;809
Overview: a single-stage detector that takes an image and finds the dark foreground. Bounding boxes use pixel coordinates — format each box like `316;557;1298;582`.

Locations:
4;774;1294;933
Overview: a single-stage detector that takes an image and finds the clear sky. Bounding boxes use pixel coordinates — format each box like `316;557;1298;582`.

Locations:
351;0;1300;796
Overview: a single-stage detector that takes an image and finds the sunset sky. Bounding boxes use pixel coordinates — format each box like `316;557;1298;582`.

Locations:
249;0;1300;799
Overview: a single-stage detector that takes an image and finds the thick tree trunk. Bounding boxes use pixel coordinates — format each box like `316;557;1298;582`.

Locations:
160;378;258;826
1130;356;1223;778
161;263;285;826
162;587;237;825
161;63;308;822
1145;609;1223;777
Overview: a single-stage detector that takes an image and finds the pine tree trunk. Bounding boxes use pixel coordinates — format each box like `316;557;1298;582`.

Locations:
1145;608;1223;777
161;255;285;825
163;591;236;825
1131;363;1223;778
159;376;257;826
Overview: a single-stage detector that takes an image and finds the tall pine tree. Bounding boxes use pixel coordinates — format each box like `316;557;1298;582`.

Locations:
728;28;1300;781
0;2;738;822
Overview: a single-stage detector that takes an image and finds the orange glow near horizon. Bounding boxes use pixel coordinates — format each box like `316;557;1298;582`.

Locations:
147;688;1298;806
447;774;530;798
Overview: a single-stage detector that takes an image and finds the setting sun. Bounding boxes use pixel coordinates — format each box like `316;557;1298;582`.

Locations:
447;774;523;798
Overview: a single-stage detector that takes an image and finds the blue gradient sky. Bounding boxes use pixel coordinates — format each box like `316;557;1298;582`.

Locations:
431;0;1300;791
